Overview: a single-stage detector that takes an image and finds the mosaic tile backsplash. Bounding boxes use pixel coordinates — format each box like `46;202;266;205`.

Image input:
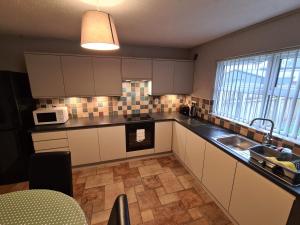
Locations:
36;81;187;118
191;96;300;155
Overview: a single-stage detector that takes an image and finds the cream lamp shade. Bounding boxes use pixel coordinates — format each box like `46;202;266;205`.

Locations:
81;11;120;50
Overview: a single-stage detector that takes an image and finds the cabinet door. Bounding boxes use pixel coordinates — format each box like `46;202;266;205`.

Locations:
173;61;194;94
98;126;126;161
155;121;172;153
61;56;95;96
185;130;206;180
202;142;237;210
93;57;122;96
67;128;100;166
152;60;174;95
24;54;65;97
122;58;152;79
172;122;187;161
229;163;295;225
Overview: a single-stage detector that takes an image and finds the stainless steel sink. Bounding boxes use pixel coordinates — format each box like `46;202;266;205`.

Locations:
215;134;258;151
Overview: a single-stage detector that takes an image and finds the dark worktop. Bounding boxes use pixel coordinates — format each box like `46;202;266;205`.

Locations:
30;112;300;197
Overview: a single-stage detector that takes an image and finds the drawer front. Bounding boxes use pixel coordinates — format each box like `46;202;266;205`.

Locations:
34;139;69;151
32;131;67;141
35;147;70;153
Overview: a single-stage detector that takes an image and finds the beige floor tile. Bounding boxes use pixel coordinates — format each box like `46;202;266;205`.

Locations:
129;202;142;225
143;159;158;165
158;172;184;193
198;202;231;225
188;207;204;220
125;187;137;203
136;190;161;210
134;184;145;193
178;189;204;209
124;176;142;188
138;163;167;177
104;182;125;209
152;201;192;225
141;209;154;223
142;176;161;189
158;193;179;205
113;175;123;183
85;172;114;189
76;176;87;184
81;186;105;204
178;174;194;189
97;167;113;175
186;218;210;225
129;160;144;168
74;167;97;177
91;209;111;224
155;187;166;197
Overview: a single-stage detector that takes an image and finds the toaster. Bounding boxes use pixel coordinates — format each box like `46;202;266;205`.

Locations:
179;105;190;116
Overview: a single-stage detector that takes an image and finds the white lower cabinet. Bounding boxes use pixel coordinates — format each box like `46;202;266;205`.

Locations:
185;130;206;180
98;126;126;161
155;121;173;153
202;142;237;210
229;163;295;225
67;128;101;166
172;122;187;161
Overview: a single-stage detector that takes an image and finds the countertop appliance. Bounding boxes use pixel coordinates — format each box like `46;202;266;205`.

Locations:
125;114;154;151
33;107;69;125
179;105;190;116
0;71;35;184
190;101;198;118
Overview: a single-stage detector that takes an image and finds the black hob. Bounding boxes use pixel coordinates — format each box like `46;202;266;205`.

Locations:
124;114;153;122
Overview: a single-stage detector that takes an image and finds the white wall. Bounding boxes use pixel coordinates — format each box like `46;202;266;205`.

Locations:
191;9;300;99
0;35;191;73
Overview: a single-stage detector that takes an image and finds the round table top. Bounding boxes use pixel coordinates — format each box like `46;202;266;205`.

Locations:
0;190;87;225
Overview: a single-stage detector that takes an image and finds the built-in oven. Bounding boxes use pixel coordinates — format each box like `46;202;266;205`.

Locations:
125;115;155;152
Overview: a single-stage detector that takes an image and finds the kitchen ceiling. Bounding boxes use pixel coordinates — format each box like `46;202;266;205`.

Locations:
1;0;300;48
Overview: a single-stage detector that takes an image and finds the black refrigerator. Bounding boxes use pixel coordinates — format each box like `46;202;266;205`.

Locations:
0;71;35;185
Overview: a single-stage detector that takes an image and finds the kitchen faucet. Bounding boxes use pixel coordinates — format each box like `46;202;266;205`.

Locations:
250;118;274;145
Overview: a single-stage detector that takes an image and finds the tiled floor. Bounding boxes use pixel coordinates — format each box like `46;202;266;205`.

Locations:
0;155;233;225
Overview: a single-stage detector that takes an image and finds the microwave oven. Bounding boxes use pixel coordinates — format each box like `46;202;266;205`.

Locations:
33;107;69;125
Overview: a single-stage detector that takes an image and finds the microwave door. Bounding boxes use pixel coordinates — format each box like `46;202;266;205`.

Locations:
36;112;57;124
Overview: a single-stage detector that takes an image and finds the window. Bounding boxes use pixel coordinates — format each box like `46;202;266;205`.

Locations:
213;49;300;142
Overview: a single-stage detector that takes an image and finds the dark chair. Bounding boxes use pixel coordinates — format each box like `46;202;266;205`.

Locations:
29;151;73;197
108;194;131;225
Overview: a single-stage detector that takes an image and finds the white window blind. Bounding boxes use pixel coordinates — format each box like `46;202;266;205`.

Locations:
213;49;300;142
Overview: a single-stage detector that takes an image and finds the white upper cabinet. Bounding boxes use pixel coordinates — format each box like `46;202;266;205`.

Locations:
25;54;65;98
202;142;237;210
93;57;122;96
61;55;95;97
229;163;295;225
173;61;194;94
122;58;152;80
152;60;174;95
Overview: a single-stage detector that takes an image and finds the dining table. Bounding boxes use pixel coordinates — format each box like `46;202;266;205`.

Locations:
0;189;87;225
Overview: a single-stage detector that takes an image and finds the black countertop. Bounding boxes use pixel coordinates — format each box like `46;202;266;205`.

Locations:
30;112;300;197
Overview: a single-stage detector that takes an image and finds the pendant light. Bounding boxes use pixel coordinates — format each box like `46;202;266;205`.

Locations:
81;10;120;50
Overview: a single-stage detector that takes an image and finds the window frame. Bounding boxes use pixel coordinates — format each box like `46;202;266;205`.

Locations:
212;49;300;144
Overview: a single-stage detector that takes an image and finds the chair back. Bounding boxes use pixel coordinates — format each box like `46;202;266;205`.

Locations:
107;194;131;225
29;151;73;196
